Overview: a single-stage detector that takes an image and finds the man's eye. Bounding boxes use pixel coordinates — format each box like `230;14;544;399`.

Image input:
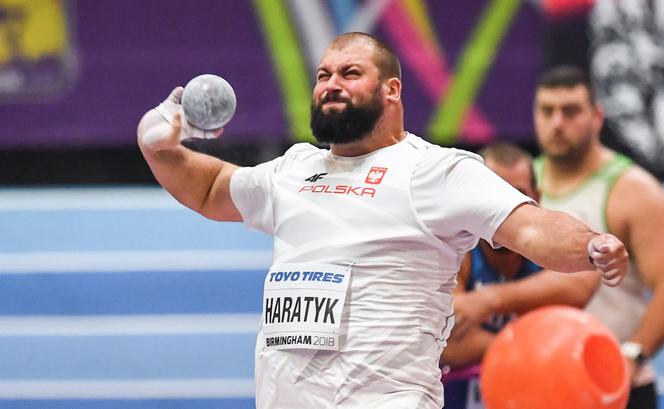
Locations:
563;106;580;117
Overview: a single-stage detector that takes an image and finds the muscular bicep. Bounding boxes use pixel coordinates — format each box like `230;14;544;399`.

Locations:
492;203;596;272
225;157;284;234
491;202;540;253
200;163;243;222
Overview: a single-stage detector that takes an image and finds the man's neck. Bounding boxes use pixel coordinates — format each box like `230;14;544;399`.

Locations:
543;145;612;195
331;128;405;157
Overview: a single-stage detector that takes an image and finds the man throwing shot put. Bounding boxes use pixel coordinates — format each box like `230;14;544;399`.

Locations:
137;32;628;409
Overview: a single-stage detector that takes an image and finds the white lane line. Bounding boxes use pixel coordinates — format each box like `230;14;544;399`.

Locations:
0;379;255;399
0;314;262;336
0;250;272;273
0;187;182;210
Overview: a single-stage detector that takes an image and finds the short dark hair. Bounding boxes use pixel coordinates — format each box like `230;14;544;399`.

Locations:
329;32;402;80
479;142;536;190
536;65;596;105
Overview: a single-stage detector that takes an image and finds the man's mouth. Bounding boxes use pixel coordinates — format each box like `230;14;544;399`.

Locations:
323;100;347;106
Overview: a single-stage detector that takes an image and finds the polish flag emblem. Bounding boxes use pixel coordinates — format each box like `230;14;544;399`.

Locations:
365;167;387;184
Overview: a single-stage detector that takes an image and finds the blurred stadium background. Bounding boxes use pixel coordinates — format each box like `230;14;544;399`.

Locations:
0;0;662;408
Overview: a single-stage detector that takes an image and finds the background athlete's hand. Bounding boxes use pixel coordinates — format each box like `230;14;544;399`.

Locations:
452;291;493;339
137;87;224;151
588;234;628;287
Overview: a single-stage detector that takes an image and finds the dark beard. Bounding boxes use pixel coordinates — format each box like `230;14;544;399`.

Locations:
538;131;593;169
310;88;384;145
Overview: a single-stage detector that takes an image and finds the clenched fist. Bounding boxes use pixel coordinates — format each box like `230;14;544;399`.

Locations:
588;234;629;287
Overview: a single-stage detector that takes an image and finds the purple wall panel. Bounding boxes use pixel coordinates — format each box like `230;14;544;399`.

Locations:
0;0;543;149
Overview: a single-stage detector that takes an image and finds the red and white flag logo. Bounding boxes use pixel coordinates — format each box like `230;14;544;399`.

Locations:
365;167;387;184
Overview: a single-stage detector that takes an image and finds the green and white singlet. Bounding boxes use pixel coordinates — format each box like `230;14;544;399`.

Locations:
535;154;654;386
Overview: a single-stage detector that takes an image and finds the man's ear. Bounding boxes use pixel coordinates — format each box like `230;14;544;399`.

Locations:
384;78;401;103
593;103;605;135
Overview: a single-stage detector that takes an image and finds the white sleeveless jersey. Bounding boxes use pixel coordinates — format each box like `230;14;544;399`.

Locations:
231;133;532;408
535;154;654;385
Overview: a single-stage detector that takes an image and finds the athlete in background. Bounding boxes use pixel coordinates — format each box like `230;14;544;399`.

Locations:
448;66;664;409
535;66;664;409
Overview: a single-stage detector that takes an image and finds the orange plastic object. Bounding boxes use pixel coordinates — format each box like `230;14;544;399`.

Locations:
480;306;629;409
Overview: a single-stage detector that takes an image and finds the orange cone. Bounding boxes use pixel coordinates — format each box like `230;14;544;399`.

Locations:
480;306;629;409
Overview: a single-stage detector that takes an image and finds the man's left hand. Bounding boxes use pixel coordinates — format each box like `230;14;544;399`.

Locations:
588;234;629;287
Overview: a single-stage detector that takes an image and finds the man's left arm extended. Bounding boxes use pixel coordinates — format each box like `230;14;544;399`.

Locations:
493;203;628;286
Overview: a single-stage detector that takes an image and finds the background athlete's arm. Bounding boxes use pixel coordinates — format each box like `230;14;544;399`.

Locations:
611;168;664;372
440;326;495;369
137;88;242;222
452;270;599;337
493;203;628;286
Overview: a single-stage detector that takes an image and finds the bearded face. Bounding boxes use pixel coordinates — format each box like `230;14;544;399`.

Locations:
310;84;384;145
534;86;600;167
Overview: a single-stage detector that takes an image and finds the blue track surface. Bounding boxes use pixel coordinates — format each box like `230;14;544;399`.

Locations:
0;188;267;408
0;399;256;409
0;270;264;315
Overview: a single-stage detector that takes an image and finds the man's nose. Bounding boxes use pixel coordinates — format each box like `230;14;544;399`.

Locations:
325;73;342;93
551;110;564;128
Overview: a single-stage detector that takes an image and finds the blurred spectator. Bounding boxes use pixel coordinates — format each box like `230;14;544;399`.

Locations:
439;142;598;409
534;65;664;409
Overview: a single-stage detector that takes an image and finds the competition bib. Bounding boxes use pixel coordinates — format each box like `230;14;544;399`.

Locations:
262;263;351;351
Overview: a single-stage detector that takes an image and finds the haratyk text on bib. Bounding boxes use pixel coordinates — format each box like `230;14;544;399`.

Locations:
262;264;351;351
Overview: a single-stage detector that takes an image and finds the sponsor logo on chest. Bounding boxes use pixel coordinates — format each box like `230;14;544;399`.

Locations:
299;167;387;198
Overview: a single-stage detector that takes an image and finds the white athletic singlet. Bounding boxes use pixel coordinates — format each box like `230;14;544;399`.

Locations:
535;154;655;386
231;133;532;408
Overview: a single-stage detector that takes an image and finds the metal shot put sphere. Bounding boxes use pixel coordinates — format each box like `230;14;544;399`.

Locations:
181;74;237;130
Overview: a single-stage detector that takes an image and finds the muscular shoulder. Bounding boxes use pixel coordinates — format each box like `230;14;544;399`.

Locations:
609;165;663;212
411;145;485;208
614;165;661;192
607;164;664;237
414;143;484;178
